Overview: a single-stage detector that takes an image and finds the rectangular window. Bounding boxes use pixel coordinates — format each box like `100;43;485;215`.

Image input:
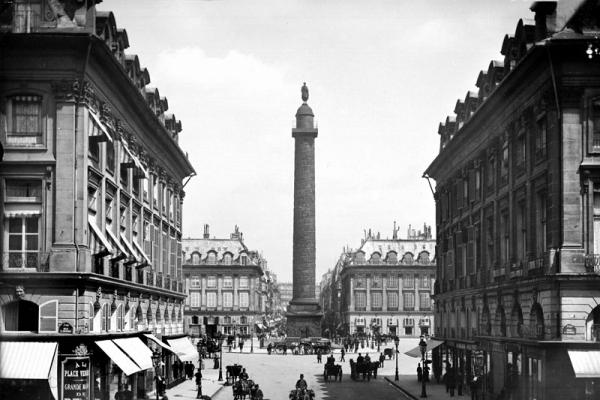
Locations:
403;274;414;288
152;175;159;209
355;291;366;310
223;276;233;288
420;275;430;288
501;211;510;264
371;292;382;309
487;156;495;190
486;214;495;268
143;177;150;203
8;95;42;145
6;179;42;201
207;275;217;288
419;292;431;310
190;276;201;288
593;99;600;151
516;201;527;263
239;276;249;288
475;168;481;201
387;274;398;288
354;274;366;288
536;117;547;158
387;292;399;309
106;140;115;174
371;274;382;288
239;292;249;308
152;225;159;270
536;193;547;257
144;220;152;262
39;301;58;332
162;230;168;273
206;292;217;308
223;292;233;308
501;140;509;185
6;216;39;268
403;293;415;310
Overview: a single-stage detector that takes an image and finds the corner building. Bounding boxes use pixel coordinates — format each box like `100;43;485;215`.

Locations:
0;3;195;400
425;1;600;399
324;225;435;338
182;226;266;340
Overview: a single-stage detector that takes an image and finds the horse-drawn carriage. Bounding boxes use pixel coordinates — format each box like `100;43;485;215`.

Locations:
232;379;263;400
383;347;395;360
289;388;315;400
323;363;342;382
349;359;380;381
226;364;244;385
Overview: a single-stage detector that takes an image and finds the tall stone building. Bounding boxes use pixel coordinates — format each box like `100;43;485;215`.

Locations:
320;224;436;338
182;226;266;339
0;3;194;399
286;83;322;337
426;1;600;399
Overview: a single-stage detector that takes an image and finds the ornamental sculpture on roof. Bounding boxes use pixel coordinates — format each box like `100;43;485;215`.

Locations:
301;82;309;102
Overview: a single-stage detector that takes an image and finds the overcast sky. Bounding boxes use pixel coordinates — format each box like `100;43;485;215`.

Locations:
99;0;530;282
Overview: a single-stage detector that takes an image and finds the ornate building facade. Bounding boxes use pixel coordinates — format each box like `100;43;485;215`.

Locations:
425;1;600;399
0;3;195;399
320;224;436;338
182;225;266;340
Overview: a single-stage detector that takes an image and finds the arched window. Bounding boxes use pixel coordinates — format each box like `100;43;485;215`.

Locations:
530;303;544;339
39;300;58;333
89;302;95;332
402;252;414;264
155;306;162;325
146;303;153;325
136;304;144;327
191;252;201;265
481;306;491;336
3;300;39;332
207;251;217;263
511;304;523;337
369;252;381;264
115;304;124;331
223;253;232;265
386;251;398;263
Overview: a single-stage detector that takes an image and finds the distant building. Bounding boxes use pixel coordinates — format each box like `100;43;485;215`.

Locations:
182;225;266;339
277;282;293;312
425;2;600;399
321;224;436;338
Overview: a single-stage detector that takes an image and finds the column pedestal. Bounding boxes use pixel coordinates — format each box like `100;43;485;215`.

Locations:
286;301;322;338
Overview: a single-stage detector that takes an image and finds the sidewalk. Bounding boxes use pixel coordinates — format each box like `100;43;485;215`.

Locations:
149;364;226;400
385;375;470;400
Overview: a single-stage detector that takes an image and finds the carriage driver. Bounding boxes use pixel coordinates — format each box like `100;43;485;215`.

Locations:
240;368;249;381
295;374;308;391
326;354;335;366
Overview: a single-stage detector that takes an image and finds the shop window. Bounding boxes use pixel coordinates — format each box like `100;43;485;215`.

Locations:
6;95;43;146
2;300;39;332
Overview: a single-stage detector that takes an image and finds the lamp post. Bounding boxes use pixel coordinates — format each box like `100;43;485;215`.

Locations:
218;333;224;381
195;340;203;398
394;335;399;381
251;324;254;353
419;335;428;398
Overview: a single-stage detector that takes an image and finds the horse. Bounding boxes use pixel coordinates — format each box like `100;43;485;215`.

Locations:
350;359;380;381
323;363;342;382
232;379;253;400
289;388;315;400
226;364;243;385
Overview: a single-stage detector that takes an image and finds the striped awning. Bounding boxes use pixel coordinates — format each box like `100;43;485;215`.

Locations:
120;233;140;263
0;342;58;399
96;340;143;376
88;110;113;142
166;337;198;362
144;334;176;354
88;216;113;254
568;350;600;378
112;337;154;370
106;228;129;257
132;239;151;266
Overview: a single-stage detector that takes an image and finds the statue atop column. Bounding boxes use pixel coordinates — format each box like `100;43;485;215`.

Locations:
301;82;309;102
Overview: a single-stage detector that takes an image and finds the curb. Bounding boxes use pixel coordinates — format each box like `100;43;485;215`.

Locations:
384;377;419;400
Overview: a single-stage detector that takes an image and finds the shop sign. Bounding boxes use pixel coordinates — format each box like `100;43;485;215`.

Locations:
562;324;576;335
61;356;90;400
59;322;74;334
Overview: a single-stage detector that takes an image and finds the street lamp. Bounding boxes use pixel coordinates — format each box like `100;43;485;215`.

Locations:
195;340;203;398
251;324;254;353
394;335;399;381
419;335;428;398
217;332;224;382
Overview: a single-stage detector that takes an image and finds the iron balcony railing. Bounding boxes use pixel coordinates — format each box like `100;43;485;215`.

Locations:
1;252;49;271
585;254;600;274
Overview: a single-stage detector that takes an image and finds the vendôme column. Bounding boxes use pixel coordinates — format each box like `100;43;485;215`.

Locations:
286;83;323;338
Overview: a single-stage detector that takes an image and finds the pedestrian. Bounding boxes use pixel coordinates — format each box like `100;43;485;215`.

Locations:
457;369;464;396
240;340;244;353
316;349;322;363
340;348;346;362
267;343;272;355
379;352;385;368
424;364;430;382
469;376;479;400
447;367;456;397
417;363;423;382
122;384;133;400
194;368;202;399
283;344;287;355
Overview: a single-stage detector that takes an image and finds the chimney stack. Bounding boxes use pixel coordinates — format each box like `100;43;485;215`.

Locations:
203;224;210;239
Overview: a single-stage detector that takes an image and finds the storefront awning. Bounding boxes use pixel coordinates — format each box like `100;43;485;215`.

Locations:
166;337;198;362
568;350;600;378
404;339;445;358
132;239;152;266
0;342;58;399
88;110;113;143
112;337;154;370
96;340;143;376
88;216;114;254
120;233;140;263
106;229;129;257
144;334;176;354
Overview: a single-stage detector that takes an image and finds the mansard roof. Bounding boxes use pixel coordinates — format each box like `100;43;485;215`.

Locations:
183;238;248;260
